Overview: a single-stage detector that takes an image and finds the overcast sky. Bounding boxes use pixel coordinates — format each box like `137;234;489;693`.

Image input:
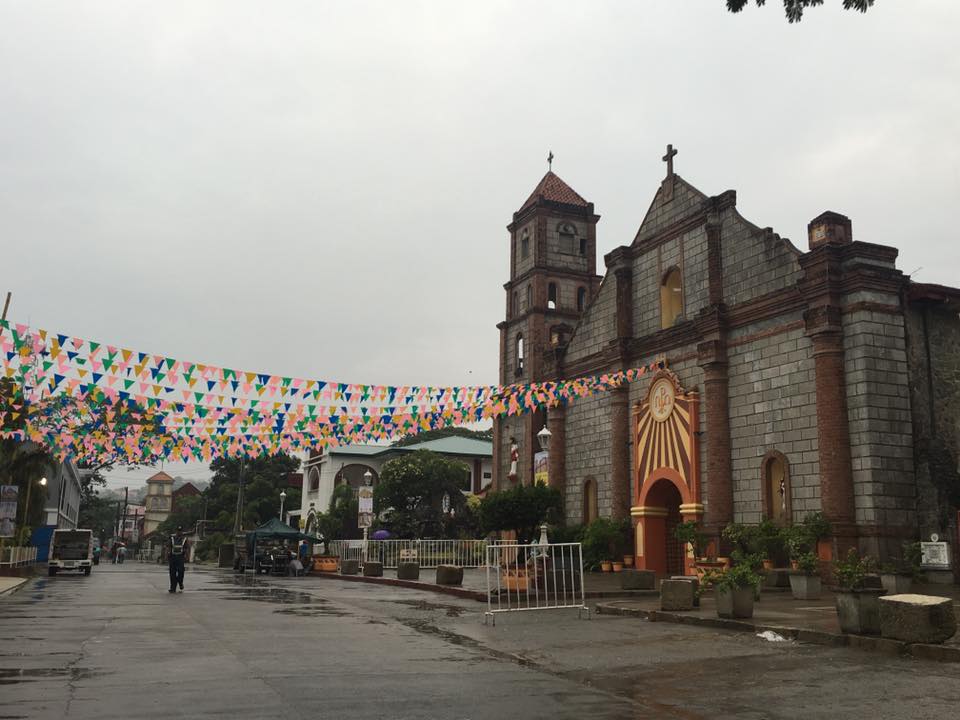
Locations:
2;1;957;488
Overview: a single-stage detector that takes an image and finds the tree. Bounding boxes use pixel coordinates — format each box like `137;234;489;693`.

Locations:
156;495;205;538
726;0;874;23
203;454;301;532
478;484;563;543
374;450;469;538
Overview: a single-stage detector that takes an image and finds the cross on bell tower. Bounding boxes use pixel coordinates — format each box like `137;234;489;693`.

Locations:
662;144;678;178
547;150;554;171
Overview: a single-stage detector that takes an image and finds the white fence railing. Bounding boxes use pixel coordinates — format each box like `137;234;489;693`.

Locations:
484;542;589;625
0;546;38;567
326;539;487;569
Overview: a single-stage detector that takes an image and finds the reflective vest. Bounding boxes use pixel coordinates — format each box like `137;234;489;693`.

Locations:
170;536;185;556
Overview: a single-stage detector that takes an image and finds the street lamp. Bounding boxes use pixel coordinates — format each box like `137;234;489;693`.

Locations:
279;490;287;520
537;425;552;452
363;469;373;486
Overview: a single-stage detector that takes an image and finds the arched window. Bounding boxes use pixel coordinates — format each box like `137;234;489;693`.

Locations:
309;467;320;491
577;286;587;311
583;478;598;524
660;267;684;329
516;334;524;375
762;451;791;524
559;222;576;254
520;230;530;260
548;282;557;310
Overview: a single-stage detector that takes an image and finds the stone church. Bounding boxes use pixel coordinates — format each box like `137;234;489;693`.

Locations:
493;148;960;577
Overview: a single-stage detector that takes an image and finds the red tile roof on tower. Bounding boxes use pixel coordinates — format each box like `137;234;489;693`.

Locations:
146;471;174;483
518;171;589;213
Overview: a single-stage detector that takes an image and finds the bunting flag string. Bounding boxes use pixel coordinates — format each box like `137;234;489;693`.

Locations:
0;319;655;465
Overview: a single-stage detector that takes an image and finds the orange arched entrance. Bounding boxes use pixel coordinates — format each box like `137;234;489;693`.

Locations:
631;368;702;577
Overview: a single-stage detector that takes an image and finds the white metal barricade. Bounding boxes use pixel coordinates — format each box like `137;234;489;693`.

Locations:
484;542;589;625
327;539;487;569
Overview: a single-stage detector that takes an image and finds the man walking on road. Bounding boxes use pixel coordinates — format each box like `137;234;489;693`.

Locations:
167;526;189;593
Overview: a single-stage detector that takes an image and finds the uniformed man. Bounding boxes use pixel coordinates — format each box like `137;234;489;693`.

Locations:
167;526;190;593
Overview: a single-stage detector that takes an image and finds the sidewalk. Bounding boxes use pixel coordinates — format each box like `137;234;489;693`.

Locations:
303;566;657;602
596;582;960;662
0;576;28;597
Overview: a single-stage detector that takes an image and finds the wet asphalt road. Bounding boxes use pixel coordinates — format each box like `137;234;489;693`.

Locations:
2;564;960;719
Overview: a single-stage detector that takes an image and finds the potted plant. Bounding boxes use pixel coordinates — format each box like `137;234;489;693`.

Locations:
703;562;762;619
800;512;832;562
756;519;787;569
832;549;885;634
583;518;625;573
788;552;821;600
675;521;716;576
880;541;921;595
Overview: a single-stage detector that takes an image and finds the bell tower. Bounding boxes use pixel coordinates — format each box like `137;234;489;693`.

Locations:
493;161;601;489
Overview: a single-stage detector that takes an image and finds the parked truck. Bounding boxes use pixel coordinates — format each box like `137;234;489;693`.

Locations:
48;528;94;576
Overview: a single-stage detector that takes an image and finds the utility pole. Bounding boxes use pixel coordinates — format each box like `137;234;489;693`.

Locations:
233;458;245;535
1;291;11;322
121;487;128;542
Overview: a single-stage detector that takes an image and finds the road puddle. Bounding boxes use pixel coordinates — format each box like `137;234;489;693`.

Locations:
389;599;467;617
0;667;102;685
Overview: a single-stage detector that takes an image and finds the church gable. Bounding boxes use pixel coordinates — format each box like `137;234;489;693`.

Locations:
633;175;709;246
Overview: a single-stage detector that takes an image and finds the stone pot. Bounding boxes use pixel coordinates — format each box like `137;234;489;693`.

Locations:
623;555;635;567
612;562;624;573
788;572;821;600
834;588;886;634
600;561;613;573
880;573;912;595
716;586;755;619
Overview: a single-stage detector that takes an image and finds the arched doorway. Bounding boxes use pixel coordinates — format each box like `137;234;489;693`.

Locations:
642;478;684;577
333;464;380;495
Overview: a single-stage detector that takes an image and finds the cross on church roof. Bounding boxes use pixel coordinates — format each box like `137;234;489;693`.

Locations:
547;150;554;171
662;143;677;178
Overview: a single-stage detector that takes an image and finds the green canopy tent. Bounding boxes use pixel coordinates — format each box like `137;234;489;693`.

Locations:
245;517;319;554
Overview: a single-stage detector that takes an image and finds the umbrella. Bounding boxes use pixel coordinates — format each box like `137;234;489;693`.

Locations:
371;530;391;540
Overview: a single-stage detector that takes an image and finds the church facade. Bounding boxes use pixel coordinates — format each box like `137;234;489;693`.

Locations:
493;150;960;577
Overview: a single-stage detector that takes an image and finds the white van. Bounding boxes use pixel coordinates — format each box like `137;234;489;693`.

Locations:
48;529;94;576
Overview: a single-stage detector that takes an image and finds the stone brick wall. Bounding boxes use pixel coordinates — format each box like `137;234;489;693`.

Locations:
633;176;707;242
498;416;528;486
564;276;616;363
545;218;593;273
720;216;803;307
905;299;960;547
841;294;916;542
726;316;820;524
632;227;709;337
564;392;612;521
514;219;535;277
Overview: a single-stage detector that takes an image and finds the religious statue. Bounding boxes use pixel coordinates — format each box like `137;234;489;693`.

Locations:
508;436;519;483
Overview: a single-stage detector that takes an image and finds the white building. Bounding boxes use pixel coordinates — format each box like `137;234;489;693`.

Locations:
298;436;493;533
42;459;81;530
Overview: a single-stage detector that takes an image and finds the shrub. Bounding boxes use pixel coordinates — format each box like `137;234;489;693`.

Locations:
675;521;707;559
477;483;563;543
833;549;875;590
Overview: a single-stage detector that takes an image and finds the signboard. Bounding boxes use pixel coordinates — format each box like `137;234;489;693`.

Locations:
0;485;18;538
357;485;374;529
534;451;548;487
399;548;418;562
920;542;951;569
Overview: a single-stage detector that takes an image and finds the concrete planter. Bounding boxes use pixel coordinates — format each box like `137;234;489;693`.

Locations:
340;559;359;575
880;573;912;595
436;565;463;586
362;561;383;577
716;586;755;619
835;588;886;634
788;573;822;600
397;561;420;581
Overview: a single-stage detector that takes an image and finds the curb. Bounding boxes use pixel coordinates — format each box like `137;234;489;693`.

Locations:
595;602;960;663
305;572;660;603
0;578;29;598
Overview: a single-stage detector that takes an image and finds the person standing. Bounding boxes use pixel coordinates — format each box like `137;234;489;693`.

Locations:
167;526;189;593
